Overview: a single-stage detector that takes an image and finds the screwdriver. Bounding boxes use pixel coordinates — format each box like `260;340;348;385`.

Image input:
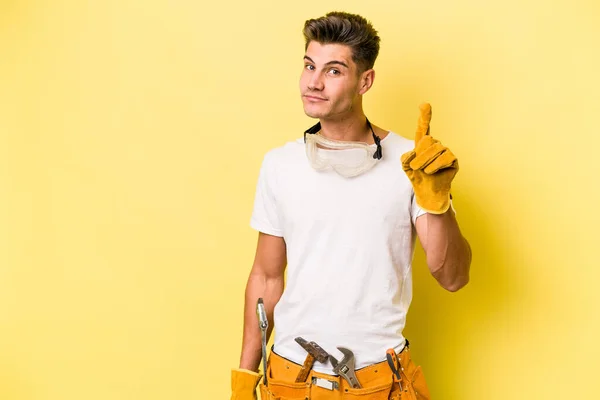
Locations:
385;348;402;392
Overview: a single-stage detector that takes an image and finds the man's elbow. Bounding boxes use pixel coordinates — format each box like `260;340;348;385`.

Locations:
443;274;469;292
432;261;470;292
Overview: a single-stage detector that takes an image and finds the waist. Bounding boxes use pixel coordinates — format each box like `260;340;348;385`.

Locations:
273;335;407;374
267;340;411;390
273;322;408;372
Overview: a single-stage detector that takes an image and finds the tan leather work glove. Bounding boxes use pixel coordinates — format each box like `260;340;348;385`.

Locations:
401;103;459;214
230;368;261;400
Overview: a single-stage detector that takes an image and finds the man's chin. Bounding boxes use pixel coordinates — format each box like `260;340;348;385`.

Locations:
303;107;326;119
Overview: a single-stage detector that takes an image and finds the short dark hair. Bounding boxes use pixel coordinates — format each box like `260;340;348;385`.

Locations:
302;11;381;73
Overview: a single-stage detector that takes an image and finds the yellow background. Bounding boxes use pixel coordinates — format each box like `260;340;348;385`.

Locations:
1;0;599;399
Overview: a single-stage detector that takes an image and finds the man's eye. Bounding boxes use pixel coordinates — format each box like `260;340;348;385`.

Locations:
305;64;315;70
329;69;340;75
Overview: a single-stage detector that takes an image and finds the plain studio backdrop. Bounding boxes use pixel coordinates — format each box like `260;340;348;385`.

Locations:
1;1;599;399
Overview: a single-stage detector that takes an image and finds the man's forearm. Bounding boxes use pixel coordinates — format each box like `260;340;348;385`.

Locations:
425;208;471;292
238;270;284;371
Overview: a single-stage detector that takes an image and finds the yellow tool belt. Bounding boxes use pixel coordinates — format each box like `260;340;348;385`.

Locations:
259;344;431;400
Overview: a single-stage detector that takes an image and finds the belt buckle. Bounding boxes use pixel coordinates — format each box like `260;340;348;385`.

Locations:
311;377;339;391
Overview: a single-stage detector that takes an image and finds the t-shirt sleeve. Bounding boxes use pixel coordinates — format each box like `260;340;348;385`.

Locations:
250;152;283;237
411;193;457;224
411;191;427;225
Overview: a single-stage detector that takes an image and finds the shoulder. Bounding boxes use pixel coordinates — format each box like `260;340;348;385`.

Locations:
260;137;305;167
380;131;415;158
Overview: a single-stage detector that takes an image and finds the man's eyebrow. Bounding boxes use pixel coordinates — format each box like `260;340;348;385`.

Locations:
303;56;349;69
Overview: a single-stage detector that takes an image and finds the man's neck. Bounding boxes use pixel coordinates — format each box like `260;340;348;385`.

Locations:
319;113;373;144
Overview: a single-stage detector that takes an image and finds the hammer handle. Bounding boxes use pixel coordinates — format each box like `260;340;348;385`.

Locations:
295;354;316;382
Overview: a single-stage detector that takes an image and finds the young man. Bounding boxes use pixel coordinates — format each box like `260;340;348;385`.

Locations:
230;11;471;400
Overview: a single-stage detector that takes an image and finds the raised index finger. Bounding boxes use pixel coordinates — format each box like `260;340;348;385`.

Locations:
415;102;432;144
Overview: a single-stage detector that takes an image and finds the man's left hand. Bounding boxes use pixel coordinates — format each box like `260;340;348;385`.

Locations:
401;103;459;214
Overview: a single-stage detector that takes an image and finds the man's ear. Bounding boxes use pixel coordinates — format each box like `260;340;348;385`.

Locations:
358;69;375;95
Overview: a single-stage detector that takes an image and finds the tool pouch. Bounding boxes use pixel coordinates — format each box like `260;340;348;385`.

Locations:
318;377;393;400
259;380;311;399
259;347;430;400
260;376;393;400
311;361;394;400
258;356;311;400
260;351;395;400
388;347;431;400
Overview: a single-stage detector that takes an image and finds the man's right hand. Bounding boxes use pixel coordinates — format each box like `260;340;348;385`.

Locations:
230;369;262;400
400;103;459;214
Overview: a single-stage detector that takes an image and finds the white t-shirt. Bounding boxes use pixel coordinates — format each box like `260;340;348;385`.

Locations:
250;131;426;373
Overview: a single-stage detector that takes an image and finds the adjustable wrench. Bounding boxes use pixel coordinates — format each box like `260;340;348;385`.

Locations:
329;347;362;389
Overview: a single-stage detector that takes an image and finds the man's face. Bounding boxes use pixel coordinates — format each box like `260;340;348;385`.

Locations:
300;41;366;120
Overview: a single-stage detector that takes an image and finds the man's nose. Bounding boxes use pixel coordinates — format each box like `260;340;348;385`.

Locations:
308;73;324;91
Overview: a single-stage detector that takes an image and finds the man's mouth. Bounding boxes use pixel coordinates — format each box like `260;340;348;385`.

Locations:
304;94;327;101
